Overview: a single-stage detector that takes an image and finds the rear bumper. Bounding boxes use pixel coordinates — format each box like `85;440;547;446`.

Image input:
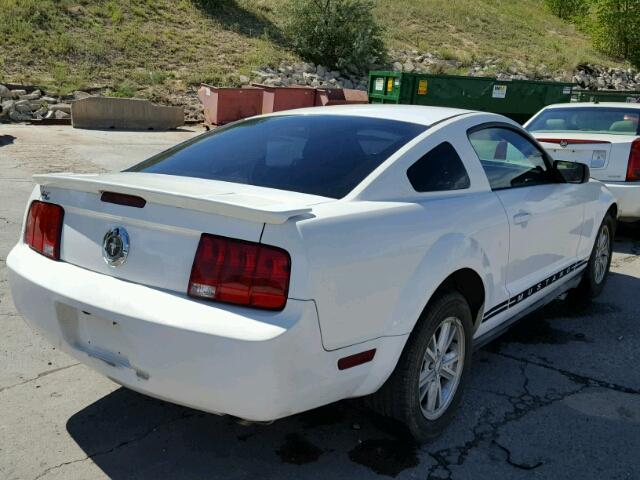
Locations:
7;244;404;421
604;182;640;221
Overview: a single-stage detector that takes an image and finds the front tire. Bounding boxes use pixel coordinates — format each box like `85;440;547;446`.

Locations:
576;214;615;298
367;291;473;443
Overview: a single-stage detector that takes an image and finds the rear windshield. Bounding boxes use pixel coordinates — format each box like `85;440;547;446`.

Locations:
127;115;427;198
527;107;640;135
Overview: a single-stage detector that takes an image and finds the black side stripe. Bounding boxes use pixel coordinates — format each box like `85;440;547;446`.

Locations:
483;299;509;317
482;258;589;322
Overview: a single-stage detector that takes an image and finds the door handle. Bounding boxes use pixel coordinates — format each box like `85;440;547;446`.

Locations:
513;212;531;225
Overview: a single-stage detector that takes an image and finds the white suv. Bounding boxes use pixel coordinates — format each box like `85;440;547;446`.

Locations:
526;102;640;222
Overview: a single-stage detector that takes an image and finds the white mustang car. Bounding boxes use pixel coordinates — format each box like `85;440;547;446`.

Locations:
526;102;640;223
8;105;616;442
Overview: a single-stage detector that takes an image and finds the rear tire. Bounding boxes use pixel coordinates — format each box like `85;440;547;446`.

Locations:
366;291;473;443
575;214;615;298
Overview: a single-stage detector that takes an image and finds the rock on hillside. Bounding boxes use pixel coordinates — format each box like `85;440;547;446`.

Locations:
2;51;639;124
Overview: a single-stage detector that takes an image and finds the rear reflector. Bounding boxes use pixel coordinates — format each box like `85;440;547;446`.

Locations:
188;234;291;310
626;138;640;181
101;191;146;208
24;201;64;260
338;349;376;370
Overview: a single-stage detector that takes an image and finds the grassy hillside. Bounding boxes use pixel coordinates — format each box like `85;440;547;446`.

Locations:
0;0;295;97
0;0;627;99
378;0;617;73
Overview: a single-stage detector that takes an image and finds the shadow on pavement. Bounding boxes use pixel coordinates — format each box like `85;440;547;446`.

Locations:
66;387;418;479
0;134;16;147
613;222;640;255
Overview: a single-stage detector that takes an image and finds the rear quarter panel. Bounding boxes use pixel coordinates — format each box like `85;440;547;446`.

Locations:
262;193;509;351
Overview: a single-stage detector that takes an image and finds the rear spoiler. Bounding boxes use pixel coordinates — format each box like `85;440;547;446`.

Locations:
33;173;313;225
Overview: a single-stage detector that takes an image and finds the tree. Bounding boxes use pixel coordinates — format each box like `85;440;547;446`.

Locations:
589;0;640;65
544;0;588;19
283;0;386;72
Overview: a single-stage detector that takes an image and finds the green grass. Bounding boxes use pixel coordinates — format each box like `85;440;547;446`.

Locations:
374;0;619;72
0;0;631;101
0;0;294;97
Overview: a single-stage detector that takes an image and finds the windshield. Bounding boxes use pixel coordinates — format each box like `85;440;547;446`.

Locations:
127;115;427;199
527;107;640;136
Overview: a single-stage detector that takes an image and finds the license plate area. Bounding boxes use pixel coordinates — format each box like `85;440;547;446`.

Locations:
56;303;133;369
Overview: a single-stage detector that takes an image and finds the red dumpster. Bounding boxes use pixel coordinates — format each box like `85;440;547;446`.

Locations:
254;85;316;113
343;88;369;104
315;88;369;106
197;84;263;125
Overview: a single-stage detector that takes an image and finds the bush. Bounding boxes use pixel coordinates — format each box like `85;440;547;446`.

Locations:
543;0;588;19
283;0;386;72
588;0;640;66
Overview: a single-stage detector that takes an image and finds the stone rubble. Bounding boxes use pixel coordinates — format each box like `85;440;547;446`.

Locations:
1;51;639;124
250;61;368;91
0;87;76;122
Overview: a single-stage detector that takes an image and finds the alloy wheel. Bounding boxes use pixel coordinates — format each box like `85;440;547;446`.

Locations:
594;225;610;285
418;316;465;420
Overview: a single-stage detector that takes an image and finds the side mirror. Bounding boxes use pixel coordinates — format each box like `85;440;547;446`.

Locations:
554;160;590;184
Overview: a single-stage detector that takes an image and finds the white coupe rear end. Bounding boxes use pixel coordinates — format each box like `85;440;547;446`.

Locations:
8;105;616;441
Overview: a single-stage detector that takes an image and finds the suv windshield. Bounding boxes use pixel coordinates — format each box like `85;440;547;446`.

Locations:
127;115;427;199
527;107;640;136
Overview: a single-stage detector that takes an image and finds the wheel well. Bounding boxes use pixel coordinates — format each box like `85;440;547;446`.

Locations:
607;203;618;220
434;269;485;326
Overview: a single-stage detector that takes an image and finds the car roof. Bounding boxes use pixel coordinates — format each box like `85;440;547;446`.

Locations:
543;102;640;110
267;104;475;126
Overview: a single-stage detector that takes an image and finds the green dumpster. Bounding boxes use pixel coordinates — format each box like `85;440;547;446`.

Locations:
368;71;574;124
572;90;640;103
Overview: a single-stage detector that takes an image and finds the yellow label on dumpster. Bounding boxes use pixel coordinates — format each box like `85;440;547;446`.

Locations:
387;78;394;92
417;79;428;95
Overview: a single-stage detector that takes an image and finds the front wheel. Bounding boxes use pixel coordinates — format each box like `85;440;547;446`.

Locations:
366;291;473;443
576;214;615;298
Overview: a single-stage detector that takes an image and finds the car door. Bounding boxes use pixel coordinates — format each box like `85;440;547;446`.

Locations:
468;125;586;316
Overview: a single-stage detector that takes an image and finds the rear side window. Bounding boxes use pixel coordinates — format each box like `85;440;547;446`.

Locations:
127;115;427;199
407;142;470;192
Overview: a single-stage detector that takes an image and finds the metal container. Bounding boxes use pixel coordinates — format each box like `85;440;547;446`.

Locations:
315;88;369;106
572;90;640;103
197;84;264;125
368;71;575;124
254;85;316;113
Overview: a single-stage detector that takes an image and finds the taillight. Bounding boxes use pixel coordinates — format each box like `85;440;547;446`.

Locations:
24;201;65;260
626;139;640;181
188;234;291;311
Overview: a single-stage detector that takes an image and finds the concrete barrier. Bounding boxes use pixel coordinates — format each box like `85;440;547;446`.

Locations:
71;97;184;130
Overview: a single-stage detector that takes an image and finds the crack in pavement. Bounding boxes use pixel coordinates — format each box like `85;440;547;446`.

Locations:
491;351;640;395
425;361;589;479
0;363;80;394
493;439;543;470
32;411;199;480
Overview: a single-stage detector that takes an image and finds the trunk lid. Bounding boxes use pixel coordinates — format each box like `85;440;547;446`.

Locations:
534;132;637;181
36;172;329;294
